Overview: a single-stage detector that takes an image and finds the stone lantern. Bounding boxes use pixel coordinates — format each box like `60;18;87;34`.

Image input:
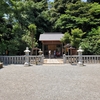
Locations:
77;46;84;66
24;47;30;66
38;49;43;55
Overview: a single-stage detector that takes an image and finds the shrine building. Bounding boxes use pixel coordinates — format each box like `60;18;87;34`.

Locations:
39;32;64;56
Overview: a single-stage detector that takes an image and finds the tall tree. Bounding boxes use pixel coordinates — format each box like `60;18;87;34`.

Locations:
49;0;81;31
3;0;51;54
55;2;100;33
61;28;85;49
22;24;37;55
87;0;100;3
70;28;85;48
28;24;37;54
0;0;14;55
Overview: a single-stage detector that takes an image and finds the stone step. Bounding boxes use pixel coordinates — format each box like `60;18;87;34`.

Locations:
44;59;63;64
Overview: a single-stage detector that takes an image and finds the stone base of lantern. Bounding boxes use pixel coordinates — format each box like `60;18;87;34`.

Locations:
24;62;30;67
77;61;83;66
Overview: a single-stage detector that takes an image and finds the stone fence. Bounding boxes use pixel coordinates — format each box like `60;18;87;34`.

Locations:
0;55;44;65
63;54;100;64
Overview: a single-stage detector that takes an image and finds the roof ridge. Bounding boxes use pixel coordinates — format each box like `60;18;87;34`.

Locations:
44;32;62;34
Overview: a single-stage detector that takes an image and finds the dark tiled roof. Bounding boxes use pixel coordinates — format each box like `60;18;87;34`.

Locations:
39;32;64;41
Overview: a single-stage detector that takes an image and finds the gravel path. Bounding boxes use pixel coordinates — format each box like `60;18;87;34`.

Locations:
0;64;100;100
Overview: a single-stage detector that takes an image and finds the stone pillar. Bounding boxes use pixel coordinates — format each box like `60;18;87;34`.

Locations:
41;54;44;64
62;43;63;56
24;47;30;66
49;50;51;59
77;46;84;66
63;54;66;63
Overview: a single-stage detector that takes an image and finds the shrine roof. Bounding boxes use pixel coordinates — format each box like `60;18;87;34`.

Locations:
39;32;64;41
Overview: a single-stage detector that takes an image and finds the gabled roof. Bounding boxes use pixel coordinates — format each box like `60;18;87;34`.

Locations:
39;32;64;41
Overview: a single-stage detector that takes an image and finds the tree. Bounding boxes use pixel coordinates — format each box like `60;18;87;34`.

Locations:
3;0;50;54
49;0;81;31
80;27;100;54
87;0;100;3
70;28;85;48
1;0;100;55
0;0;15;55
61;28;85;49
55;14;76;32
55;2;100;33
22;24;37;55
80;36;100;55
28;24;37;50
61;32;71;44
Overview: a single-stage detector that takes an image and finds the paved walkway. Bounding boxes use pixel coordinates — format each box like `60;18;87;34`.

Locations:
0;64;100;100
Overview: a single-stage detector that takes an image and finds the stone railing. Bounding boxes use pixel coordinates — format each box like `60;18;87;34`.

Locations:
29;55;44;65
0;56;25;64
82;55;100;64
0;55;44;65
63;54;100;64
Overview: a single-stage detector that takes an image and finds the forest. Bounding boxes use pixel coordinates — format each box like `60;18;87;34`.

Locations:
0;0;100;55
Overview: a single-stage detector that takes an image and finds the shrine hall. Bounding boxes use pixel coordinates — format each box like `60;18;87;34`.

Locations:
39;32;64;56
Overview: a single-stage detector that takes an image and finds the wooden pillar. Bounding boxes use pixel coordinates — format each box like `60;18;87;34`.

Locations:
62;43;63;56
42;43;44;54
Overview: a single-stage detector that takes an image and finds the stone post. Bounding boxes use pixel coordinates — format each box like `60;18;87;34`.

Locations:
49;50;51;59
24;47;30;66
41;54;44;64
63;54;66;63
77;46;84;66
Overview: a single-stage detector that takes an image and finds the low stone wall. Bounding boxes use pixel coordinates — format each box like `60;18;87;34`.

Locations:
0;55;44;65
63;54;100;64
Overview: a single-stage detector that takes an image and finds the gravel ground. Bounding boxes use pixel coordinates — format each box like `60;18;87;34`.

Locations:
0;64;100;100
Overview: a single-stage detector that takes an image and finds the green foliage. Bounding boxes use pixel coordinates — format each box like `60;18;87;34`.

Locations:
70;28;85;48
55;14;76;32
80;27;100;54
61;32;71;43
81;35;100;55
22;24;38;54
87;0;100;3
55;1;100;33
22;32;37;49
88;26;100;36
61;28;85;49
0;0;100;55
28;24;37;34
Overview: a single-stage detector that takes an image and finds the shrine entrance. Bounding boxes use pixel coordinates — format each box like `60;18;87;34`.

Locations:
41;41;63;58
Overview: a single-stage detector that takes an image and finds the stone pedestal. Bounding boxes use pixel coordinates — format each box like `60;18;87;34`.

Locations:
63;54;66;63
